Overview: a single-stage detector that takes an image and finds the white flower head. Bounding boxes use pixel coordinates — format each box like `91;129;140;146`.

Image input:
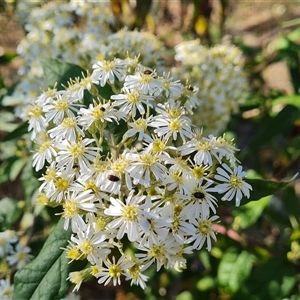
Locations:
214;163;252;206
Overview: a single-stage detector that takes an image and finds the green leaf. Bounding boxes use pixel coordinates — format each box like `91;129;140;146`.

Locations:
282;186;300;221
0;52;17;64
242;104;300;157
217;248;254;294
218;178;290;207
232;196;271;229
13;218;84;300
272;95;300;108
232;258;297;300
21;161;40;205
2;122;28;141
0;111;19;132
95;82;114;100
41;58;86;90
175;291;194;300
9;158;27;181
196;276;216;291
0;197;23;227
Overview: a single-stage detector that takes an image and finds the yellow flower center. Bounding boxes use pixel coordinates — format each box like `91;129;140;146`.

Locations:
128;91;139;104
134;119;147;130
148;244;164;259
229;175;243;189
168;108;181;118
101;60;115;72
81;240;94;255
152;138;166;152
169;119;181;131
108;264;122;278
55;96;69;111
68;142;85;158
92;106;105;119
170;170;183;184
63;199;79;218
66;247;81;260
27;104;43;118
95;216;107;232
198;220;212;235
140;153;155;166
193;166;206;179
196;141;211;152
62;117;76;129
112;158;128;174
123;206;138;221
38;140;52;153
55;178;69;191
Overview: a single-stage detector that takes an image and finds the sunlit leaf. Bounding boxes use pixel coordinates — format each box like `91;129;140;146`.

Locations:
272;95;300;108
196;276;216;291
217;248;254;293
232;258;297;300
41;58;86;90
2;122;28;141
232;196;271;229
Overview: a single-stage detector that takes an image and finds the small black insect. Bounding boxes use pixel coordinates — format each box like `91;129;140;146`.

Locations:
143;70;153;75
187;85;194;91
108;175;120;182
193;192;205;199
100;107;106;112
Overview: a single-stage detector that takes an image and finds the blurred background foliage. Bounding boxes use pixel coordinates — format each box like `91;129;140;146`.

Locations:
1;0;300;299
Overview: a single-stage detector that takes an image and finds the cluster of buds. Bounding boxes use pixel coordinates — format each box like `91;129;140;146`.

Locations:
27;56;252;290
173;39;248;134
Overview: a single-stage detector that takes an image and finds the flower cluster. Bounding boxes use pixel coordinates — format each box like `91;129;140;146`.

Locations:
7;0;164;121
28;56;252;290
0;230;32;300
172;39;248;134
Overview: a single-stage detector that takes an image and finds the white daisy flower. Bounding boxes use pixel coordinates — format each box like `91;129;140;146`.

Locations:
178;136;215;166
159;73;183;98
47;170;75;202
70;225;110;264
91;58;126;86
111;87;154;118
182;178;218;221
77;101;124;130
136;235;178;272
190;215;219;251
125;116;152;141
125;151;168;187
55;138;100;173
0;279;13;300
0;231;18;257
95;256;126;286
124;69;162;96
48;116;84;142
124;257;149;289
214;163;252;206
43;91;82;125
60;190;97;232
27;103;48;140
32;133;57;171
104;191;153;242
7;243;33;269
